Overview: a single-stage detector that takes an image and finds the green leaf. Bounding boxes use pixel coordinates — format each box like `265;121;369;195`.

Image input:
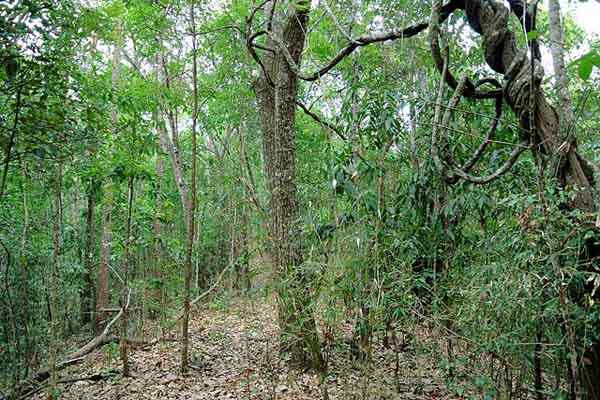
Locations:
526;30;541;40
578;58;593;81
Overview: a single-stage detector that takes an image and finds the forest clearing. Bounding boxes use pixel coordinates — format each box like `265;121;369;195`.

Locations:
1;0;600;399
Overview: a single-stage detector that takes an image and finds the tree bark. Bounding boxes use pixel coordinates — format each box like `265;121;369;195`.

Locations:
252;1;323;370
156;52;191;228
547;0;574;137
460;0;594;210
96;195;111;333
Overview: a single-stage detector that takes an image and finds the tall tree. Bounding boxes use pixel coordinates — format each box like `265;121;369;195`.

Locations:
181;0;199;373
249;0;324;369
119;175;134;377
48;161;62;400
151;121;165;319
96;30;122;333
81;171;95;327
81;34;99;328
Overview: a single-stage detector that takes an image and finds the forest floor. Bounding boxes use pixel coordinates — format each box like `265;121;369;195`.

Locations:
32;298;458;400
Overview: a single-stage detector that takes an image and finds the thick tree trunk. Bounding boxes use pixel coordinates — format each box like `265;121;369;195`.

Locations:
253;1;323;370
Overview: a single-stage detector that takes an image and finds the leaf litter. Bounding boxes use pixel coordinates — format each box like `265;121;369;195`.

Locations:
32;298;460;399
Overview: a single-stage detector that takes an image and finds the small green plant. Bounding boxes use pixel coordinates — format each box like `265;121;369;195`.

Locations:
103;342;119;364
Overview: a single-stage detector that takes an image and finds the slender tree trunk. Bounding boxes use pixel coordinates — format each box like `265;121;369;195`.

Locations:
96;32;122;333
150;46;166;320
48;162;62;400
81;177;95;326
547;0;574;136
151;142;164;319
0;86;21;203
237;206;251;291
181;1;199;374
153;6;194;372
547;2;587;397
96;196;111;333
156;50;191;227
120;175;134;377
19;166;32;376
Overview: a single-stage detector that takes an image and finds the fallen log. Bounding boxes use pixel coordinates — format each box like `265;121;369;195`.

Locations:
6;291;129;400
58;370;118;385
16;371;120;400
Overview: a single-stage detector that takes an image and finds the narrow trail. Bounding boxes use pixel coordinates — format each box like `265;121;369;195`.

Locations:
33;299;456;399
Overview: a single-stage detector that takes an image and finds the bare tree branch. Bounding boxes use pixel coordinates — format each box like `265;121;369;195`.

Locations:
295;100;346;140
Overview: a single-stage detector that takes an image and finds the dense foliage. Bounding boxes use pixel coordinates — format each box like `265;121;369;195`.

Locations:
1;0;599;399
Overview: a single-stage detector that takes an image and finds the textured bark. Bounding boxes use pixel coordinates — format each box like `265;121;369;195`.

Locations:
461;0;594;210
253;1;323;370
547;3;585;398
547;0;574;136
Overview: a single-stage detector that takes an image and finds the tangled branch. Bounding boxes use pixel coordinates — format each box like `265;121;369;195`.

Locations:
435;77;530;185
429;0;530;185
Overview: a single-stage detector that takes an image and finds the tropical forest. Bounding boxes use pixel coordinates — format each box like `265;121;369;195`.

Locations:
1;0;600;398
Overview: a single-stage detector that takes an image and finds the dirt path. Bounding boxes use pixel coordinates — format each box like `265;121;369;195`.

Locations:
33;299;456;399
